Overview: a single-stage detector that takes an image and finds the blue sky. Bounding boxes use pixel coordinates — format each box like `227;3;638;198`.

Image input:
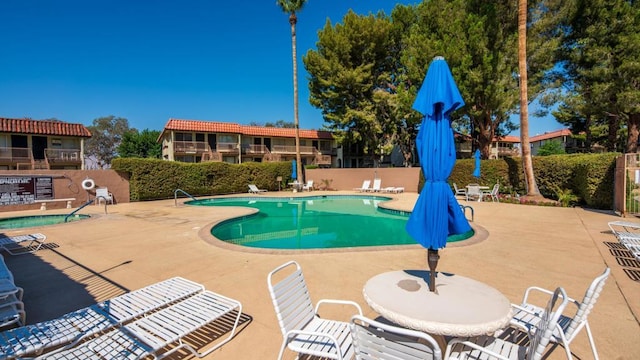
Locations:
0;0;562;136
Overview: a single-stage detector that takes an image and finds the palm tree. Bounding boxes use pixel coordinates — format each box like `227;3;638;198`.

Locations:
277;0;307;184
518;0;540;197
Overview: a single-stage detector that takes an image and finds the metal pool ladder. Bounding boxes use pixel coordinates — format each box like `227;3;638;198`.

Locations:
65;199;95;222
175;189;197;206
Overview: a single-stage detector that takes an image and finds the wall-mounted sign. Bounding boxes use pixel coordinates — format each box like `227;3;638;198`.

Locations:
0;176;54;205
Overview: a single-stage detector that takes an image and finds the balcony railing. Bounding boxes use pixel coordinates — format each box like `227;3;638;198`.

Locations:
497;147;520;156
315;155;332;165
0;147;31;162
242;144;269;155
45;148;81;162
174;141;210;154
216;142;239;153
271;145;316;155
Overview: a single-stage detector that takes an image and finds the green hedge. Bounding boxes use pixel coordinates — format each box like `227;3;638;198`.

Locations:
447;152;619;209
111;158;295;201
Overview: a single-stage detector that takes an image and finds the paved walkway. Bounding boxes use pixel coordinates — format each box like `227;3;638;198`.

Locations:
2;191;639;359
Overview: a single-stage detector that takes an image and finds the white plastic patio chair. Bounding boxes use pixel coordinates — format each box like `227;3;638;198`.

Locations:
350;315;442;360
445;287;569;360
248;184;267;194
509;268;610;360
95;187;113;205
302;180;314;191
40;290;242;359
482;183;500;202
465;184;482;202
354;180;371;192
267;260;363;360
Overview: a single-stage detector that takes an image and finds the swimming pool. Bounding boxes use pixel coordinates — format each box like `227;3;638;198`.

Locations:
0;214;91;230
188;196;473;250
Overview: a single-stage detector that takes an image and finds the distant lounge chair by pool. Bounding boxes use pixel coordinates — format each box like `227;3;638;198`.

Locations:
368;178;382;192
354;180;371;192
248;184;267;194
0;233;46;255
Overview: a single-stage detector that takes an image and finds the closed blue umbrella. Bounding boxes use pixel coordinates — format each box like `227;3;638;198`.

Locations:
406;56;472;291
291;160;297;180
473;149;481;178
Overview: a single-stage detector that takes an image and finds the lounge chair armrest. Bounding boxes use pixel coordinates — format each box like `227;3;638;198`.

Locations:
521;285;554;303
315;299;363;316
284;329;341;352
445;337;512;360
521;286;578;308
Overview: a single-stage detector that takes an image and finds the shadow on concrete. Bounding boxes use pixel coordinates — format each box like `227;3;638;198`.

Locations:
603;241;640;282
4;247;131;324
160;311;253;359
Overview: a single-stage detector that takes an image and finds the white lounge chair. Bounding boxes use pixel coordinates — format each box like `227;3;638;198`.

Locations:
95;187;114;205
453;183;467;197
350;315;442;360
354;180;371;192
302;180;314;191
0;233;46;255
248;184;267;194
0;277;204;359
510;268;610;360
41;290;242;359
369;178;382;192
445;287;569;360
608;220;640;245
607;221;640;260
0;254;25;329
267;260;363;360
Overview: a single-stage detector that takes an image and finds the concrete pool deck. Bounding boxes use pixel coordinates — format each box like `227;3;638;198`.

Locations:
2;191;639;359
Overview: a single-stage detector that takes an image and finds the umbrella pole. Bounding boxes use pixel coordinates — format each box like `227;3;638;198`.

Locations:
427;249;439;292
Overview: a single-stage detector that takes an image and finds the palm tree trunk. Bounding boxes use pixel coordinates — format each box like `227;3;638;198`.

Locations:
518;0;540;196
290;14;302;183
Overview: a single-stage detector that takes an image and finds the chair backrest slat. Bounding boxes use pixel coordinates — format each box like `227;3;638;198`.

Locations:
268;261;316;336
527;287;569;360
351;315;441;360
564;268;610;340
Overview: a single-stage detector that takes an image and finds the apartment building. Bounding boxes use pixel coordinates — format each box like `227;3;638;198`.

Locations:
0;118;91;170
158;119;336;167
489;135;521;159
530;128;584;155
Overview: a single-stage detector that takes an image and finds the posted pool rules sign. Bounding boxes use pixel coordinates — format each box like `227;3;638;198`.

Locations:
0;176;53;205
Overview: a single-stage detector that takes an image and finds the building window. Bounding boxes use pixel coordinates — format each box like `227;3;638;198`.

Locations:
175;133;192;141
51;138;62;147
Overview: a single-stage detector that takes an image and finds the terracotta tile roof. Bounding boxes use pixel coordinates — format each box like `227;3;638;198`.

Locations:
161;118;334;140
530;128;572;142
0;117;92;137
163;119;242;133
496;135;521;143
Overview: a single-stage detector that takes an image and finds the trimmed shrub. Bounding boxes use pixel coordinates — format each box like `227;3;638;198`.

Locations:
448;152;618;209
112;158;295;201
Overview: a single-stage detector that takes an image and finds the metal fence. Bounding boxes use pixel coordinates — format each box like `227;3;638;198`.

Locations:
614;154;640;216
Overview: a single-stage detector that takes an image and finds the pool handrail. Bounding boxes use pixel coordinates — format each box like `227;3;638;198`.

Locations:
175;189;197;206
65;199;94;222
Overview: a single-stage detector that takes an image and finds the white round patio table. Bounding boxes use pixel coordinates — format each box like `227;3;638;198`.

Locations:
363;270;512;338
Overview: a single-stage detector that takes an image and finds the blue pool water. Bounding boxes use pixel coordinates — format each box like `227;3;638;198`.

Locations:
0;214;91;229
187;196;473;250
